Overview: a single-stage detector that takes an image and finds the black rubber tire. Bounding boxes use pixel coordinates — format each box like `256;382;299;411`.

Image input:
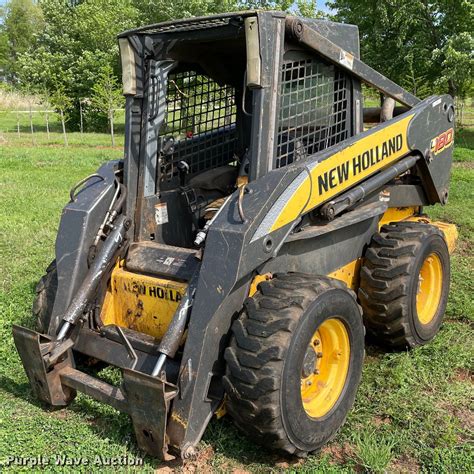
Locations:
223;273;365;456
33;260;58;334
359;221;450;349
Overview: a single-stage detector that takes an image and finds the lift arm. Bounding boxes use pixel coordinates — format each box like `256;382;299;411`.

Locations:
285;16;420;108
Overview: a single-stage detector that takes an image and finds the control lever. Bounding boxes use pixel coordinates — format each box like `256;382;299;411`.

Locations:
177;160;190;186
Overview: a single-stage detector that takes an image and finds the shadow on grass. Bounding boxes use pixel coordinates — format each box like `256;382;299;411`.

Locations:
0;375;34;402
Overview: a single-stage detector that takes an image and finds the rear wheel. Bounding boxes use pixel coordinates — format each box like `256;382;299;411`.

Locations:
33;260;58;334
224;274;365;455
359;222;450;348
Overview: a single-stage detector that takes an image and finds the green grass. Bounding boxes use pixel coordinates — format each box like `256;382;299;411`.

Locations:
0;122;473;472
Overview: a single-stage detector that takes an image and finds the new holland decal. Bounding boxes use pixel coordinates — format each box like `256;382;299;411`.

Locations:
251;114;414;242
317;134;404;195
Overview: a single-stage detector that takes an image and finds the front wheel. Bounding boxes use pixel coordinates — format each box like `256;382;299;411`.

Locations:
224;274;365;455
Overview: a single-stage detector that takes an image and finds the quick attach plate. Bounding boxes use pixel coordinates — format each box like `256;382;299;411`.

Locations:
12;325;76;406
122;368;178;459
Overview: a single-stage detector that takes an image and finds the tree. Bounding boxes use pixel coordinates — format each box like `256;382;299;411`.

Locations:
40;87;52;140
91;65;124;146
0;7;8;76
433;32;473;101
134;0;238;24
16;0;138;129
329;0;474;99
3;0;44;79
50;85;73;147
134;0;323;25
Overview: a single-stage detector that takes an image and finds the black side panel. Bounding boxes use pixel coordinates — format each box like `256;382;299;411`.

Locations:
306;19;360;58
261;215;379;276
50;161;117;334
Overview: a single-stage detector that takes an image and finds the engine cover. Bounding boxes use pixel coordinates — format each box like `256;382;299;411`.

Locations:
101;263;187;340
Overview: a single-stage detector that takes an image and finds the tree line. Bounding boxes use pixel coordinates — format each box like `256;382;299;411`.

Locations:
0;0;472;139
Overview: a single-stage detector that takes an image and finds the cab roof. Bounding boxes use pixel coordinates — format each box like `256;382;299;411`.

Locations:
118;11;264;38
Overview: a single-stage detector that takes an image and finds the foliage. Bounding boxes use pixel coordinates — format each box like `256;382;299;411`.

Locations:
0;24;8;76
134;0;238;24
16;0;138;128
1;0;44;79
329;0;474;99
50;85;73;119
433;32;474;100
295;0;324;19
132;1;323;25
352;431;396;473
50;84;73;145
90;65;124;144
90;66;123;118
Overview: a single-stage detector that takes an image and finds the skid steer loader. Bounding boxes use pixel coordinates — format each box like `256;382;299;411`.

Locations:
13;11;458;460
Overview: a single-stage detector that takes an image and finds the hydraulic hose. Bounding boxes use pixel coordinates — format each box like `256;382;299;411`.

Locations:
57;214;130;340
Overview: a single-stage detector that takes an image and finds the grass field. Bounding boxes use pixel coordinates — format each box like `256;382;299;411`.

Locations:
0;120;472;472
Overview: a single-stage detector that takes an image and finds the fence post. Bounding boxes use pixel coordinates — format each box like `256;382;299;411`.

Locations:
16;111;20;138
29;102;36;145
60;109;68;147
79;100;84;138
45;112;50;140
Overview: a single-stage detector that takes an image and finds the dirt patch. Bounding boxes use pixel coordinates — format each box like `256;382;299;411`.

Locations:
452;239;472;258
452;367;473;382
389;454;420;473
320;441;356;465
273;456;305;469
180;446;215;473
437;381;474;439
155;467;174;473
454;161;474;170
373;415;392;427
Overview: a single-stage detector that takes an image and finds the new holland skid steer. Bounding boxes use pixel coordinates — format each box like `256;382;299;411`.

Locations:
13;11;458;460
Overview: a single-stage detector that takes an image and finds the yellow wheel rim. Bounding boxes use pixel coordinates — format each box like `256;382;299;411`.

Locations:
416;252;443;325
300;318;350;418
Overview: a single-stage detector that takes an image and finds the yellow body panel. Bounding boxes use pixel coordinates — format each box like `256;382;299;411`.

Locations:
378;206;420;228
408;219;458;254
101;266;187;339
328;259;361;290
271;114;414;232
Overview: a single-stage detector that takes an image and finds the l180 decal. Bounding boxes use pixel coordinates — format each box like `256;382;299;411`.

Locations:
431;128;454;155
